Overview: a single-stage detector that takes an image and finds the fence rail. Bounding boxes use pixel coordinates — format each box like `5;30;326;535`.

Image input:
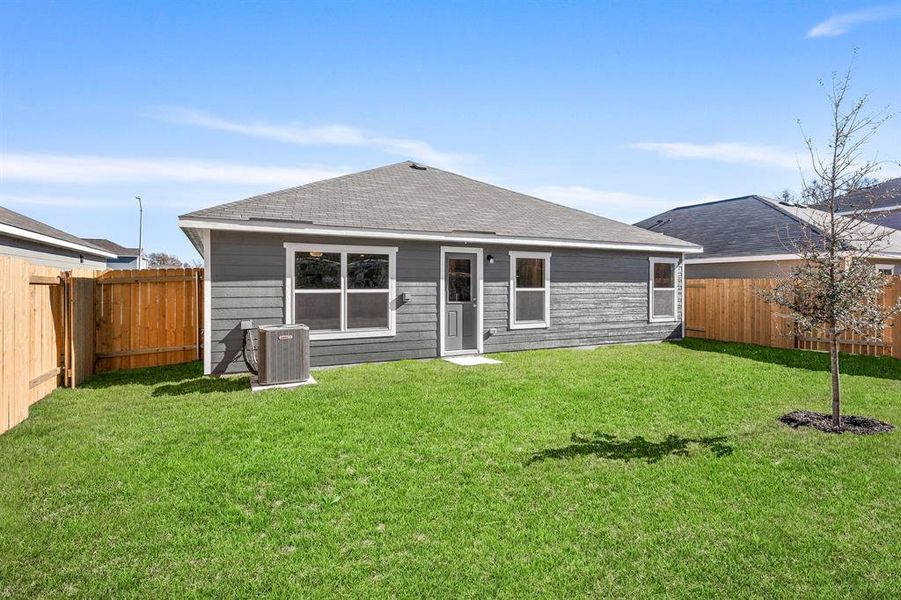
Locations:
685;276;901;358
1;258;203;434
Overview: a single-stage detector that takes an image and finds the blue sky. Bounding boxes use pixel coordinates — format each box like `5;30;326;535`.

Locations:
1;1;899;260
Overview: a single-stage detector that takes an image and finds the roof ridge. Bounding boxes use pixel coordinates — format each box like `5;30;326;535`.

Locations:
755;195;826;236
667;195;760;211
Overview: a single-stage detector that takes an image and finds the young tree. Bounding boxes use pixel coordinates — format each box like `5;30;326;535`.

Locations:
761;65;899;428
145;251;187;268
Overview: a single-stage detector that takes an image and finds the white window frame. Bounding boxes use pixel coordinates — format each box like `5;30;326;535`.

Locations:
875;263;894;275
509;251;551;330
649;257;679;323
284;242;397;340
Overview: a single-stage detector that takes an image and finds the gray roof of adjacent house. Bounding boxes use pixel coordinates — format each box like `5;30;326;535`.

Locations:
82;238;140;256
0;205;116;258
180;161;701;253
635;195;901;260
832;178;901;213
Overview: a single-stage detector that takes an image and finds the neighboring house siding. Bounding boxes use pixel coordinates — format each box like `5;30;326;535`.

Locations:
686;260;802;279
209;231;684;373
686;258;901;279
0;233;107;269
106;256;139;270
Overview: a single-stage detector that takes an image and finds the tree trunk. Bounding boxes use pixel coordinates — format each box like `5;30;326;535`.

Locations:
830;338;841;428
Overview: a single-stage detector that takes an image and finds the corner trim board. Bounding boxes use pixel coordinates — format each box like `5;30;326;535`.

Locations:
203;228;212;375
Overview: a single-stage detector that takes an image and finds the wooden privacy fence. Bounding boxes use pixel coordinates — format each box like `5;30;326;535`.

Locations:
0;257;95;433
1;259;203;434
95;268;203;372
685;277;901;358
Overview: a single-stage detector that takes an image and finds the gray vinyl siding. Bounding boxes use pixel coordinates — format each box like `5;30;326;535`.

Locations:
0;233;108;269
209;231;439;373
208;231;683;373
482;246;682;352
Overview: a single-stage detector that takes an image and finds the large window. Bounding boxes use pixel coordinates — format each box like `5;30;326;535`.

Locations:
285;243;397;340
509;251;551;329
649;257;678;322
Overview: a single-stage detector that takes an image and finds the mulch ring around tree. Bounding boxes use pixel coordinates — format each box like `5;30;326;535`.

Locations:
779;411;895;435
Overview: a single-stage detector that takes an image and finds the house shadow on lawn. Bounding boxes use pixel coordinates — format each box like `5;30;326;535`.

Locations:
527;432;733;465
81;361;250;396
675;339;901;381
81;361;205;389
152;376;249;397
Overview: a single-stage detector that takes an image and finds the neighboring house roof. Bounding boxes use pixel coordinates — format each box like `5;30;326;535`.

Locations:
179;161;701;254
0;206;117;258
867;210;901;231
634;195;901;262
831;178;901;213
773;198;901;256
82;238;141;257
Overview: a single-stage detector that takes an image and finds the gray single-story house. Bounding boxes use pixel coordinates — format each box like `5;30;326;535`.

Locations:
179;161;702;374
635;195;901;278
0;205;116;269
82;238;142;269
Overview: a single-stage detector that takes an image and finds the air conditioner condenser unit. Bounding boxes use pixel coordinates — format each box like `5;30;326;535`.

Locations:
255;324;314;388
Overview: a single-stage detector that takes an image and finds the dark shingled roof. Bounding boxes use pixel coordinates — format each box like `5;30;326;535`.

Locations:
634;195;817;259
181;161;698;250
635;194;901;259
82;238;140;256
0;205;111;256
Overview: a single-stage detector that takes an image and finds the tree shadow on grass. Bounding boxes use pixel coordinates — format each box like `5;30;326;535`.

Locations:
675;339;901;381
527;432;733;465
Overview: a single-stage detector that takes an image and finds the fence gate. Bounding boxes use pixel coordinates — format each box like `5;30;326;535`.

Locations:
94;268;203;372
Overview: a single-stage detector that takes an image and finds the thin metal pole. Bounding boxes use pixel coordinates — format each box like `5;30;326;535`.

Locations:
136;196;143;269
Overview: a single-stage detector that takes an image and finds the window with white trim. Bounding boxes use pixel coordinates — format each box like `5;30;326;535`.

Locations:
649;257;678;322
509;251;551;329
285;243;397;340
875;264;894;275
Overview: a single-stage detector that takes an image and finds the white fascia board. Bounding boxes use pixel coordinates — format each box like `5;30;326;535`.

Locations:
686;254;801;264
177;218;704;254
836;205;901;215
0;222;118;258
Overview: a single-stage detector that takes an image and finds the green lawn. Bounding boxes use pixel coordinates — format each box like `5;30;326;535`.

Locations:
1;340;899;598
